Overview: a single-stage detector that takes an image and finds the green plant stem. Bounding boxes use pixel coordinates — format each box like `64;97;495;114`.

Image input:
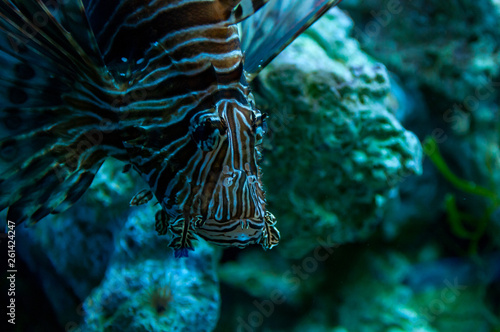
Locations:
424;137;499;205
425;136;500;254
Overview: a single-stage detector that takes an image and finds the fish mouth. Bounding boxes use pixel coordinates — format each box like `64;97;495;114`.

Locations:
195;217;265;248
195;212;279;249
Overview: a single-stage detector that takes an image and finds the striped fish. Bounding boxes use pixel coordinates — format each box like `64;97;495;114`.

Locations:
0;0;341;257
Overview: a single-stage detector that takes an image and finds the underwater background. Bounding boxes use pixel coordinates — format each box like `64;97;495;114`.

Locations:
1;0;500;331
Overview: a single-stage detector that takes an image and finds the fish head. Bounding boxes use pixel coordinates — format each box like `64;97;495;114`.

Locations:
181;97;279;250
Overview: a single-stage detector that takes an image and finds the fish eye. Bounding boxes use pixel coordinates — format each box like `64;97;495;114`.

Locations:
189;115;226;152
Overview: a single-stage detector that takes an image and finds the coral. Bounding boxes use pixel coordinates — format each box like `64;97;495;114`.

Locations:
79;187;221;332
343;0;500;252
335;249;499;332
255;7;422;258
218;249;318;306
142;283;173;317
216;5;500;331
336;251;437;332
341;0;500;101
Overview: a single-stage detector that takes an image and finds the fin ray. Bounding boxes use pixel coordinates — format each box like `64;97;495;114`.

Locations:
239;0;342;77
0;0;121;225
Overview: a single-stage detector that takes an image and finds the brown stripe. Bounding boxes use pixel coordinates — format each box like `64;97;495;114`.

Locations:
103;1;233;63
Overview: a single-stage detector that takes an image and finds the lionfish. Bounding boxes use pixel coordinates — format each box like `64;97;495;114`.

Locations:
0;0;341;257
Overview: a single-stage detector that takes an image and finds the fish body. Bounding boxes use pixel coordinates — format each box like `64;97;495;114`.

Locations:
0;0;340;256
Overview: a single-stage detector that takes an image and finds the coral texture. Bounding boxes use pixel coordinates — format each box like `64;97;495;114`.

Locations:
255;7;422;258
81;206;220;332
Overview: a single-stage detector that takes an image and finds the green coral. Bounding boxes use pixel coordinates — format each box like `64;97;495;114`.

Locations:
256;8;422;258
337;251;437;332
342;0;500;101
81;204;221;332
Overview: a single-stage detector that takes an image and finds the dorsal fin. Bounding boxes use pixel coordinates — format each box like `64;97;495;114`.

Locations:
239;0;342;79
45;0;105;66
2;0;108;79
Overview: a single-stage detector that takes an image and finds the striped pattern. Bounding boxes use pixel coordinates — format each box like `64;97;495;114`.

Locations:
0;0;123;224
0;0;278;257
1;0;340;257
88;0;281;256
